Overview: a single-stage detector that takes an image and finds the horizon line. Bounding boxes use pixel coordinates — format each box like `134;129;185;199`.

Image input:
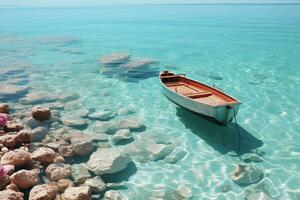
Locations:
1;2;300;8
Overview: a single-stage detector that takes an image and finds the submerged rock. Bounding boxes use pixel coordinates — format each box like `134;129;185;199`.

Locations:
58;145;74;158
118;118;144;130
122;135;175;162
45;163;72;181
20;92;58;105
55;179;74;193
61;186;91;200
71;137;94;156
231;165;264;186
87;148;131;175
164;147;187;163
100;53;131;65
244;190;271;200
32;106;51;121
62;116;89;128
88;109;116;121
92;117;144;135
31;147;56;164
30;126;48;142
112;129;132;144
84;176;106;193
0;84;28;96
119;59;158;69
117;106;135;116
71;163;91;184
176;185;193;199
104;190;122;200
11;169;40;190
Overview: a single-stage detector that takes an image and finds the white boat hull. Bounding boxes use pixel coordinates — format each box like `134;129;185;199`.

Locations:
160;81;240;125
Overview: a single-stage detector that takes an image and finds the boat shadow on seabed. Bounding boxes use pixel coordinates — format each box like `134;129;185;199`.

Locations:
176;107;263;156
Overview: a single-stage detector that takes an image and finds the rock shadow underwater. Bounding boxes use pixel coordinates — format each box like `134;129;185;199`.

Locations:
98;53;160;82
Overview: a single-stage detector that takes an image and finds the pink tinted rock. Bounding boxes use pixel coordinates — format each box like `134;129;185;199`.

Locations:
29;184;58;200
1;148;32;166
5;183;20;192
45;163;72;181
0;113;8;126
0;189;24;200
3;164;15;175
11;169;40;190
61;186;91;200
31;147;56;164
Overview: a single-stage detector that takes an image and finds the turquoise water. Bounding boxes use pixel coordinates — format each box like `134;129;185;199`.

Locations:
1;4;300;199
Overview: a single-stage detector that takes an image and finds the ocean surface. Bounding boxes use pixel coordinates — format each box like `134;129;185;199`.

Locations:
1;4;300;199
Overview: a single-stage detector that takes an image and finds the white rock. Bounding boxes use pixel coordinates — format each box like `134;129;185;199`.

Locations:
118;118;144;130
176;185;193;199
104;190;122;200
71;163;91;184
88;109;116;120
0;84;28;95
71;137;94;156
117;106;135;116
122;136;175;162
244;190;271;200
112;129;132;143
120;59;158;69
100;53;131;65
87;148;131;175
231;165;264;186
164;148;187;163
84;176;106;193
62;116;89;128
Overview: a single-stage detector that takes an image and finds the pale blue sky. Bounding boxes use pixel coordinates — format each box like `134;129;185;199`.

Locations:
0;0;299;7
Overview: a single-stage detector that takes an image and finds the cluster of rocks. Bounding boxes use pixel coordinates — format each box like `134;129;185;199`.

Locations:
98;52;159;82
0;103;131;200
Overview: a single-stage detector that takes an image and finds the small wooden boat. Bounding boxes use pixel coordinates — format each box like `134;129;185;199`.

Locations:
159;71;241;125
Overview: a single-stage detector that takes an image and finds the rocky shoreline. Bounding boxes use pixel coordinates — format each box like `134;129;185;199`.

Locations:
0;91;189;200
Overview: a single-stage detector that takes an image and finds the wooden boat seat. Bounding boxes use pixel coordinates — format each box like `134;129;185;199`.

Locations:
165;83;185;87
185;92;212;99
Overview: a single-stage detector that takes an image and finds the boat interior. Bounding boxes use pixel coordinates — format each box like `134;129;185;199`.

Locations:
160;72;238;106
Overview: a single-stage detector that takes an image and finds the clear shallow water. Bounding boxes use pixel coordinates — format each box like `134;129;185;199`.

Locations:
1;4;300;199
